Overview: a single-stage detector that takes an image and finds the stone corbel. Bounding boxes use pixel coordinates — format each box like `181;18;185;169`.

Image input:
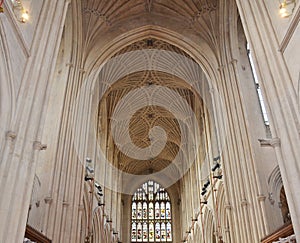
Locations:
33;141;47;150
5;131;17;141
258;137;281;148
62;201;70;207
241;199;248;207
65;62;74;67
79;68;86;74
257;195;266;202
44;197;53;204
230;59;238;65
217;65;225;71
224;204;232;210
36;200;40;207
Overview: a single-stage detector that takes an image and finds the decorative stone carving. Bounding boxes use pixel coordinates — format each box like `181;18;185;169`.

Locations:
44;197;53;205
5;131;17;141
33;141;47;150
258;138;281;147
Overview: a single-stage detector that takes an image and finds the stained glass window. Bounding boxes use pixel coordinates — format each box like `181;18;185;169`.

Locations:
131;181;173;242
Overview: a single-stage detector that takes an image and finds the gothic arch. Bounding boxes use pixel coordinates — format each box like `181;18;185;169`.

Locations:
200;207;216;243
84;25;220;93
73;25;227;188
0;20;15;152
268;165;283;201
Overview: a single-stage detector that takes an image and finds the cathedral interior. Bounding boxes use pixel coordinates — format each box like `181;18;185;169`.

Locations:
0;0;300;242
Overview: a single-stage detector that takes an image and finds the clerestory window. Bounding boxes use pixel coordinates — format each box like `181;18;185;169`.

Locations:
247;43;270;127
131;180;172;242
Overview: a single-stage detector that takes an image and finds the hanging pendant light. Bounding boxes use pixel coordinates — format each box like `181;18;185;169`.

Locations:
11;0;29;23
0;0;4;13
279;0;295;18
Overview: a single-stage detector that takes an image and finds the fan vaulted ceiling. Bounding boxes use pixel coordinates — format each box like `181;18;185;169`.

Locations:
97;39;208;175
80;0;220;65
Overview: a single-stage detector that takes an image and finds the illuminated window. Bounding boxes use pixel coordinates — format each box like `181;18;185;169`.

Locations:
247;43;270;127
131;181;172;242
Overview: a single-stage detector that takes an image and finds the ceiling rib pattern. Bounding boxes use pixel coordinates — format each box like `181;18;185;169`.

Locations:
97;38;206;175
81;0;219;57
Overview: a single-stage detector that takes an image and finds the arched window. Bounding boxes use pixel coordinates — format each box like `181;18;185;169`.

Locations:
280;186;291;223
131;181;173;242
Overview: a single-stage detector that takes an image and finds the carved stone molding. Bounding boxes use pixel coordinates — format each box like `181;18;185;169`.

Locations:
218;65;225;71
33;141;47;150
44;197;53;204
279;6;300;52
258;195;266;202
5;130;16;141
241;199;248;207
78;204;84;211
145;0;153;13
65;62;74;67
230;59;238;65
82;7;110;24
62;201;70;206
224;204;232;210
258;137;281;148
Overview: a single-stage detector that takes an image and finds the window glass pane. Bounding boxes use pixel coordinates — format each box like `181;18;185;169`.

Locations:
149;222;154;242
143;222;148;241
132;223;137;241
161;223;166;241
149;185;154;200
247;43;269;126
137;202;142;219
143;202;147;219
161;202;165;219
155;202;160;219
149;202;154;219
137;223;142;242
155;223;161;241
131;181;172;242
166;202;171;219
167;223;172;241
132;203;137;219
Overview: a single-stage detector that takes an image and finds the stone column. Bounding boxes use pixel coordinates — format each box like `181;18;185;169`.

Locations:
0;1;70;242
235;1;300;241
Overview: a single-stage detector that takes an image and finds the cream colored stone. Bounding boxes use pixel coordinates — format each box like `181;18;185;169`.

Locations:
0;0;299;242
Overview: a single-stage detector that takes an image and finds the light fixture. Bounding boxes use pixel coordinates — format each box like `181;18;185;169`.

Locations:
20;9;29;22
212;162;221;172
11;0;29;23
279;0;295;18
0;0;4;13
86;165;94;173
85;157;94;181
213;175;223;180
203;179;210;188
94;182;102;190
